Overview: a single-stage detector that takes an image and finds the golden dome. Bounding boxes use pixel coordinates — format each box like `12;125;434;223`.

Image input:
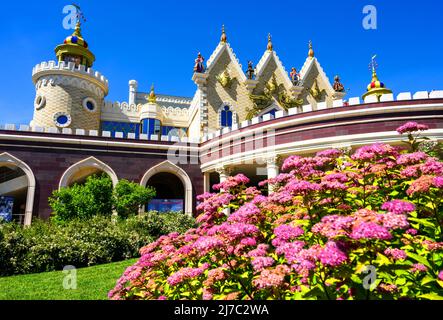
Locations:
362;66;392;100
55;22;95;68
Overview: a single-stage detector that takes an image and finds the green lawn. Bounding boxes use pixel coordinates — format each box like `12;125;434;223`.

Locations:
0;259;137;300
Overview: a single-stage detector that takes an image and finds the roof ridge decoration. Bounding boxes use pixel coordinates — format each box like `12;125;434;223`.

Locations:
298;42;335;96
255;35;293;89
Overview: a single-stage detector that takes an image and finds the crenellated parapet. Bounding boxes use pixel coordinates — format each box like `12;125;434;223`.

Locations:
32;61;109;97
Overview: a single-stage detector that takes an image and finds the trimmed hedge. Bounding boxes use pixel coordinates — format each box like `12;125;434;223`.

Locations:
0;212;195;276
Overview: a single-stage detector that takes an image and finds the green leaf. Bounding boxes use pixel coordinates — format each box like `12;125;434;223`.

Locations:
406;252;432;269
421;275;435;286
418;293;443;300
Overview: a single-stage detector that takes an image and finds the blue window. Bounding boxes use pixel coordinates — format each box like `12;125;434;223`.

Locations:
221;105;233;127
86;101;95;111
57;115;68;125
141;118;161;136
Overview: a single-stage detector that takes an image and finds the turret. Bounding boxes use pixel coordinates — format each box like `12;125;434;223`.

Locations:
31;13;108;131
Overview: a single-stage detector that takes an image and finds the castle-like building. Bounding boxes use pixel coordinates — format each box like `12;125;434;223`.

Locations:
1;19;442;225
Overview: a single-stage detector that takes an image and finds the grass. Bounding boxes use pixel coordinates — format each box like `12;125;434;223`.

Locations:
0;259;137;300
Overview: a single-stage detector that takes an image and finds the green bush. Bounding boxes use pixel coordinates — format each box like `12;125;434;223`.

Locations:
0;212;195;276
49;175;114;222
49;175;156;222
114;180;156;218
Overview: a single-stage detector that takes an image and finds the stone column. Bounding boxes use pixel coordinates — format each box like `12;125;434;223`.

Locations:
266;155;280;194
129;80;138;105
215;165;233;215
203;172;211;193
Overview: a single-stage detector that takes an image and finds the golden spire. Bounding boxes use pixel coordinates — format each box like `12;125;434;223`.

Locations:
220;24;227;43
267;33;273;51
73;21;82;37
308;40;314;59
148;84;156;103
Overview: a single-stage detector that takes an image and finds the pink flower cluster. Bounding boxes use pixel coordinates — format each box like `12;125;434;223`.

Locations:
396;122;429;134
384;248;407;260
438;271;443;281
213;174;250;191
316;149;343;158
350;222;392;240
251;257;275;271
167;263;210;286
351;143;399;162
318;241;347;267
381;200;415;215
273;224;304;241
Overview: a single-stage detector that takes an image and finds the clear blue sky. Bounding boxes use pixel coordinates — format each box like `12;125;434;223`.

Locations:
1;0;442;124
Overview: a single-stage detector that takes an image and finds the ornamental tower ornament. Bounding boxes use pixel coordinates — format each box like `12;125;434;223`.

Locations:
308;40;314;59
362;55;393;101
55;10;95;68
267;34;273;51
220;25;227;43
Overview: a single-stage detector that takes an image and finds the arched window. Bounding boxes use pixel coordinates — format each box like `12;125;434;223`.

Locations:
220;105;233;128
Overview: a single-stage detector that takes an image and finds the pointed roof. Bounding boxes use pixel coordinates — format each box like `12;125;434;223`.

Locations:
205;27;247;82
255;34;293;88
298;41;335;95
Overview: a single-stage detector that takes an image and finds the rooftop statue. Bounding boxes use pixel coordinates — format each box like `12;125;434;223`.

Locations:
246;61;255;80
290;67;301;86
194;52;205;73
333;75;345;92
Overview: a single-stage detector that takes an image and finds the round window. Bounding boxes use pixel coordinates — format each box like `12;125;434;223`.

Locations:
83;97;98;113
34;95;46;110
53;112;72;128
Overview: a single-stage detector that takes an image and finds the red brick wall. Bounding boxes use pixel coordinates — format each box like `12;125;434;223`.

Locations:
0;139;203;220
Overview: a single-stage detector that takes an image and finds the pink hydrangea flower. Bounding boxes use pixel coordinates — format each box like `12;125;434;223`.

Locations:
318;242;347;267
351;143;399;162
407;175;434;196
251;257;275;272
411;263;428;273
350;222;392;240
384;248;407;260
397;152;428;165
438;271;443;281
396;122;429;134
381;200;415;215
274;224;304;241
406;228;418;235
433;176;443;188
420;158;443;175
316;149;343;158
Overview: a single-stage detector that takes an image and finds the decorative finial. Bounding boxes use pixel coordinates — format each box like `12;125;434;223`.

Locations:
148;84;156;103
267;33;273;51
369;54;379;80
308;40;314;59
72;4;86;37
73;21;82;37
220;24;227;43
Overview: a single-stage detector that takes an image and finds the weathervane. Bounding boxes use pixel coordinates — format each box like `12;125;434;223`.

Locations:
72;4;87;24
369;54;378;73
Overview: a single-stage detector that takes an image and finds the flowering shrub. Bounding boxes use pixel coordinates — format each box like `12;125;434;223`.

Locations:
110;123;443;300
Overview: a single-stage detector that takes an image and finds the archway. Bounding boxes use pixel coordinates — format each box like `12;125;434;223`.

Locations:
59;157;118;189
0;153;36;226
140;161;193;216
